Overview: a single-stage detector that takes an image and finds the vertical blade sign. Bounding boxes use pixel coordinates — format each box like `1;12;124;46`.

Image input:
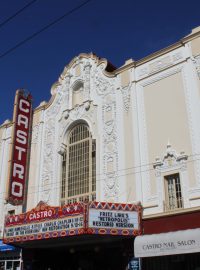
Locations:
8;90;32;205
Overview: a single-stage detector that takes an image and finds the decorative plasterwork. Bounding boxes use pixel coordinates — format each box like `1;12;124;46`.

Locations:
153;143;188;176
102;97;118;201
41;60;92;202
172;52;183;62
47;91;64;118
72;56;83;69
41;118;55;202
153;143;190;211
41;74;72;203
70;103;90;121
59;101;97;142
137;49;184;80
149;56;171;74
91;64;119;201
120;83;132;112
83;61;92;101
138;66;149;78
31;125;39;144
192;55;200;79
141;65;183;87
92;63;114;96
42;56;118;202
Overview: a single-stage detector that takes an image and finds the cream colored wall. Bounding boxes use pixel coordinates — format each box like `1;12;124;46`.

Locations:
0;124;14;202
123;105;136;201
121;70;130;88
74;64;81;77
26;110;42;210
0;126;4;142
197;75;200;99
120;70;136;201
143;72;195;192
191;37;200;56
72;90;84;107
32;109;41;126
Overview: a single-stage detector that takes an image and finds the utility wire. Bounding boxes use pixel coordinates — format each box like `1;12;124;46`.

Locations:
23;150;200;183
0;0;92;59
3;148;200;193
1;155;200;198
27;156;200;193
0;0;38;29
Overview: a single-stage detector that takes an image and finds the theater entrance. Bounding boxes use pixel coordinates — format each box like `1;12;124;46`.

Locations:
22;235;134;270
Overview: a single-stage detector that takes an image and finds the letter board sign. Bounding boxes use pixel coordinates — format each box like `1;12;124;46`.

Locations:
4;202;85;242
87;201;142;236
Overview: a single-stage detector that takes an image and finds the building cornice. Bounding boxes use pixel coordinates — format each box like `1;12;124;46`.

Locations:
0;120;13;129
143;206;200;220
115;27;200;74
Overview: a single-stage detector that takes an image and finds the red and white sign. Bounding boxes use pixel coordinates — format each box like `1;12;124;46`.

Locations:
3;202;142;244
8;90;32;205
4;201;85;242
87;201;142;236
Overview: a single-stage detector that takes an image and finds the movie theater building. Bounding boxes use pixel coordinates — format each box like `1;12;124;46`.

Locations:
0;26;200;269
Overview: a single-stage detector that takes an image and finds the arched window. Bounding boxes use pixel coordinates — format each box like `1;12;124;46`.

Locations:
61;123;96;205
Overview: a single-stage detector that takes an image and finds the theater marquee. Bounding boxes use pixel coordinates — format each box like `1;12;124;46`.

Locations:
4;202;85;243
4;202;142;244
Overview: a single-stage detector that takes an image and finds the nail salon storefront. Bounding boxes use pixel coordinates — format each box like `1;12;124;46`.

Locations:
134;210;200;270
3;201;142;270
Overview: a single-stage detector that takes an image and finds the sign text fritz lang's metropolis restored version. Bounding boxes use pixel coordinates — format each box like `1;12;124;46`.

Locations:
4;202;142;243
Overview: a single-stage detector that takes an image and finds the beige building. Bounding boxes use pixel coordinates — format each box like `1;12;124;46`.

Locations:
0;25;200;269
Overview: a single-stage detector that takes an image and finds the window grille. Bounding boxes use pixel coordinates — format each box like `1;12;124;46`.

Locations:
61;124;96;205
164;173;183;211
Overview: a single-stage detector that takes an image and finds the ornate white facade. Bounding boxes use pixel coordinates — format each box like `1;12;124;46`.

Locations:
1;26;200;238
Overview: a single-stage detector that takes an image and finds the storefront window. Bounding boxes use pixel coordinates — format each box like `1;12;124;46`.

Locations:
0;261;5;270
0;259;21;270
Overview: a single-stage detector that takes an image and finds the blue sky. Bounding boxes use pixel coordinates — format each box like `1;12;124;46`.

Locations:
0;0;200;124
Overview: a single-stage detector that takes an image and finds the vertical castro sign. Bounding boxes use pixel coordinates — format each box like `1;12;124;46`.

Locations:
8;90;32;205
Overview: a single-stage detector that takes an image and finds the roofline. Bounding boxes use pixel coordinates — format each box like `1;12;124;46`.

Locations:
114;27;200;74
4;27;200;121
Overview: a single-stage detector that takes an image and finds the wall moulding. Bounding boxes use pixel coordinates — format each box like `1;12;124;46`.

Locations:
136;49;185;80
192;55;200;79
140;65;183;87
119;83;132;112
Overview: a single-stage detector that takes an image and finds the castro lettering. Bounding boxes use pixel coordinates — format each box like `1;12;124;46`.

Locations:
28;210;53;221
9;91;32;204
